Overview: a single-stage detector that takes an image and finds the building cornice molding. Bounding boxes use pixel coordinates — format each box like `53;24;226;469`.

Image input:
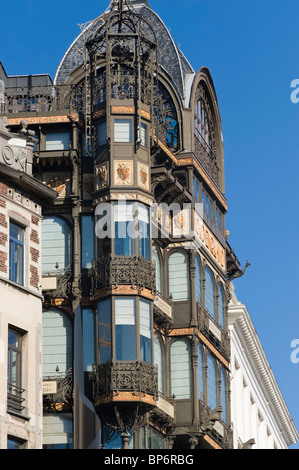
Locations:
228;287;299;446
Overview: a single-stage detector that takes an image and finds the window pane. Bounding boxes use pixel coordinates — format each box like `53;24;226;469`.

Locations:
9;222;24;285
207;354;217;410
98;299;111;364
97;121;107;146
171;340;191;399
114;119;132;143
197;344;204;400
115;298;136;361
221;368;227;424
218;284;225;329
141;123;147;147
42;217;72;274
140;300;152;363
114;203;135;256
81;216;94;269
43;413;73;449
46;132;70;151
82;309;95;371
169;252;189;301
154;336;164;393
138;205;150;259
152;246;161;293
205;267;215;318
195;256;201;303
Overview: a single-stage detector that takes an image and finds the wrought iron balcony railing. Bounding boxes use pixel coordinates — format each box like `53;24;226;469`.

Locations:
92;360;158;401
197;303;230;361
90;255;156;297
1;84;86;116
43;368;73;408
7;383;25;414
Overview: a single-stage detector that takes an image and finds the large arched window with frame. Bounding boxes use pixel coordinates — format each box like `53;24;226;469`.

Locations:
194;97;212;153
154;81;179;152
170;340;191;400
168;251;189;302
205;266;215;319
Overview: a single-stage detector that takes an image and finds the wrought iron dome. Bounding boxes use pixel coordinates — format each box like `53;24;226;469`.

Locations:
54;0;194;102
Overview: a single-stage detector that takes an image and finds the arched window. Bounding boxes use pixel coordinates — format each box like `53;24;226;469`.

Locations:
207;354;217;410
195;255;201;303
154;336;164;394
205;266;215;318
218;283;225;329
42;217;72;275
197;343;204;400
170;340;191;399
220;367;227;424
168;251;189;301
42;309;72;377
194;98;212;152
152;245;162;294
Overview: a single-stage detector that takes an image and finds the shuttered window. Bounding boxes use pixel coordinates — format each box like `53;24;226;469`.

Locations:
114;119;132;143
170;340;191;399
205;267;215;318
218;283;225;329
115;298;136;361
207;354;217;410
152;246;161;293
42;217;72;275
168;251;189;301
154;336;164;393
42;309;72;377
46;132;70;151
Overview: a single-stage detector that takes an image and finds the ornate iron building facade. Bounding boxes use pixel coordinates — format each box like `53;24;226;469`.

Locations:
0;0;245;449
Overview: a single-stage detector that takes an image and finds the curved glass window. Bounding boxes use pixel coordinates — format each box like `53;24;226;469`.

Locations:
207;354;217;410
195;256;201;303
168;251;189;301
114;203;135;257
42;217;72;275
154;336;164;394
194;99;212;152
170;340;191;399
152;246;162;293
42;309;72;377
138;204;150;259
218;283;225;329
205;267;215;318
154;82;179;151
197;344;204;400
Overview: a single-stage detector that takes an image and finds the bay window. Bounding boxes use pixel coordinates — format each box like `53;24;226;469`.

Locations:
115;298;136;361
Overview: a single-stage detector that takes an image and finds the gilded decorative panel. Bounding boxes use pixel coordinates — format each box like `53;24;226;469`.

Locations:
113;160;134;186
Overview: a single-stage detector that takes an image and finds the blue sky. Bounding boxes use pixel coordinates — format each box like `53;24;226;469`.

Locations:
1;0;298;448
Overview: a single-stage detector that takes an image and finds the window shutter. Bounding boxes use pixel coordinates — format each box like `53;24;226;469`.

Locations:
114;119;132;143
169;251;189;301
140;300;151;339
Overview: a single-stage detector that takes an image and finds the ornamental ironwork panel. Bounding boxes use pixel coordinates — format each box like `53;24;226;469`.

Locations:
197;303;230;361
43;368;73;407
92;360;158;399
2;84;86;115
90;255;156;296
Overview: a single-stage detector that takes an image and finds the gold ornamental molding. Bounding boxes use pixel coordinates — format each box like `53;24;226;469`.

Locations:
92;285;154;301
7;114;79;126
203;434;222;449
94;391;156;406
168;328;194;337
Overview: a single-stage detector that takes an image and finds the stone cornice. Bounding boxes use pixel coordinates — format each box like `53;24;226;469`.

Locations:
228;286;299;446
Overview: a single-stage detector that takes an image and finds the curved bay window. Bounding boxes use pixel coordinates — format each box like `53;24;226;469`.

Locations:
152;245;162;294
194;98;212;155
154;81;179;151
168;251;189;302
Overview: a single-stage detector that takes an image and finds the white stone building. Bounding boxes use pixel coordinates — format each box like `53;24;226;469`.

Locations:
228;283;299;449
0;117;55;449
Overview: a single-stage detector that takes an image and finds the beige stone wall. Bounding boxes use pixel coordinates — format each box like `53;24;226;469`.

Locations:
0;181;43;449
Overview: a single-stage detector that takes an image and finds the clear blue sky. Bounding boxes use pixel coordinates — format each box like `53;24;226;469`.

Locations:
1;0;298;448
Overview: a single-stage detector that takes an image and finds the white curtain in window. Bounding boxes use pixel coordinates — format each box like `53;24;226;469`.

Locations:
140;300;151;339
115;298;135;325
46;132;70;151
170;340;191;399
168;251;189;301
42;309;72;377
114;119;132;143
42;217;72;274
